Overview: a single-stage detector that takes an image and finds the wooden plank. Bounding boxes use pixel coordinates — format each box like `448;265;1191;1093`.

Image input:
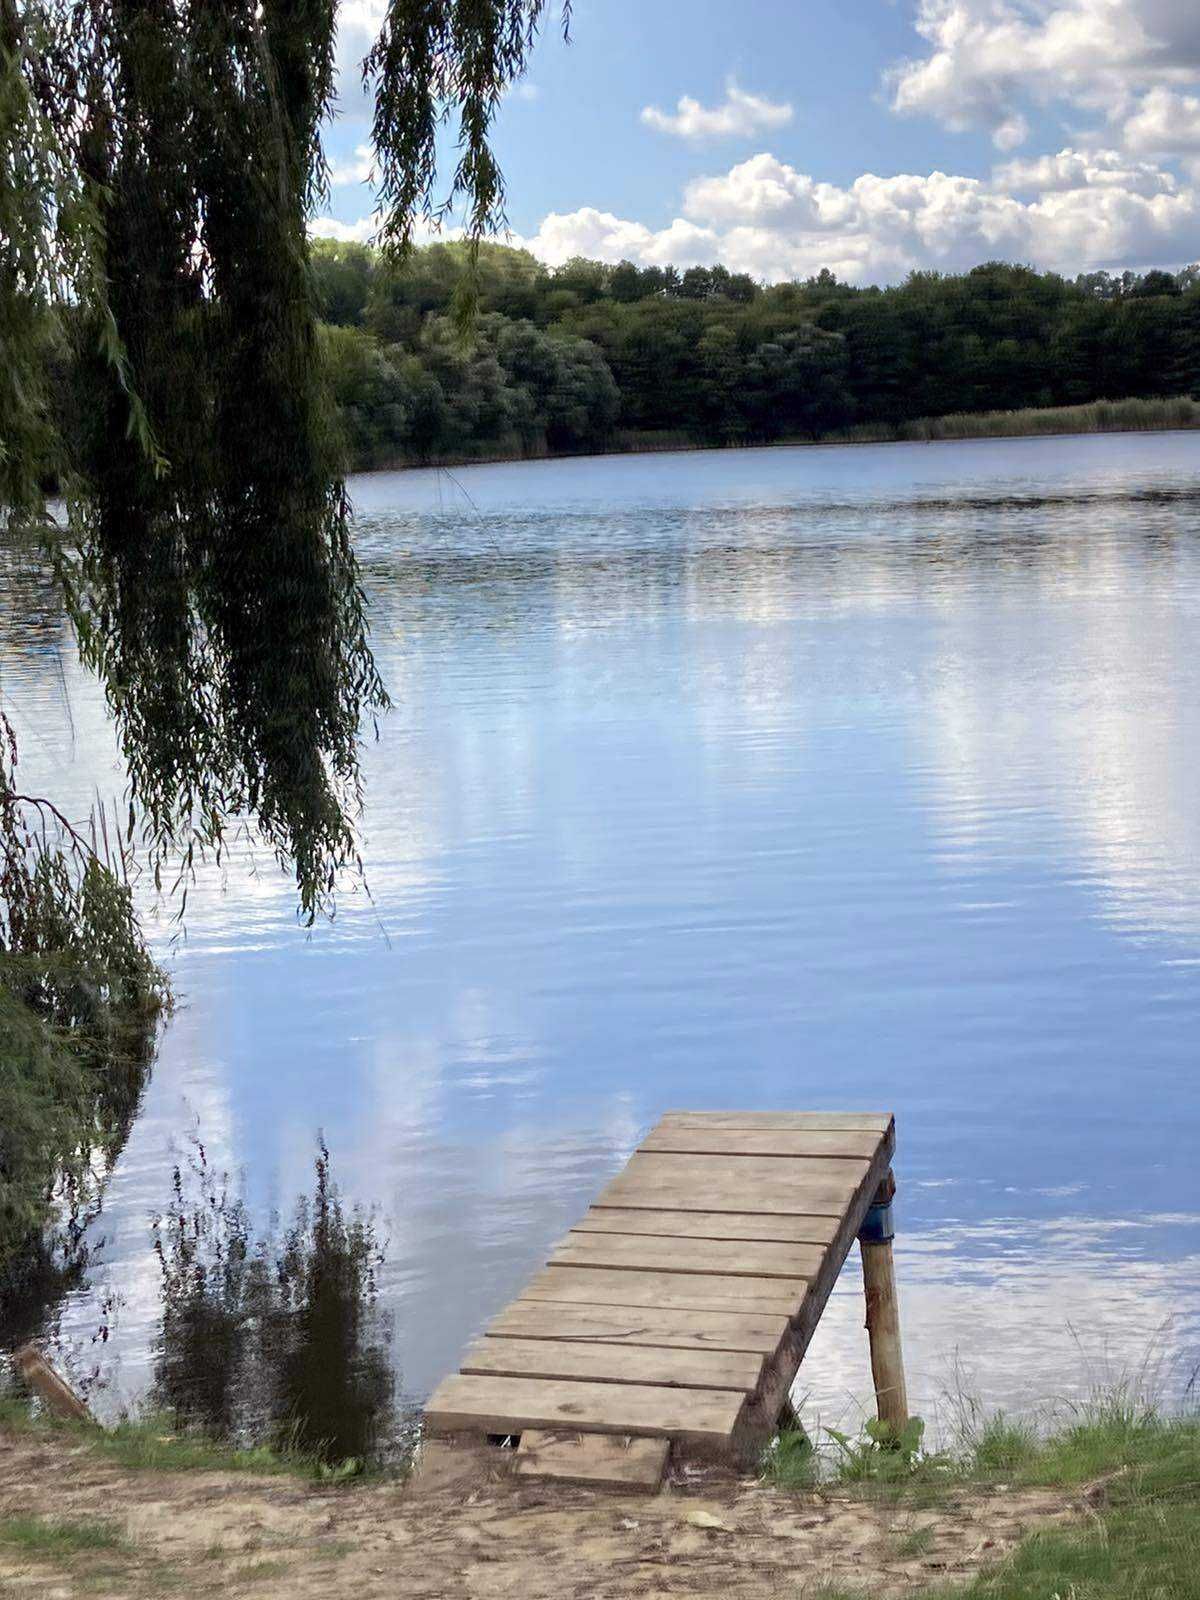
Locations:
572;1207;840;1246
424;1373;745;1450
487;1301;789;1357
596;1168;858;1218
660;1111;893;1132
513;1430;670;1492
462;1337;764;1395
622;1152;870;1185
641;1127;883;1160
550;1231;825;1282
522;1266;805;1317
572;1208;840;1245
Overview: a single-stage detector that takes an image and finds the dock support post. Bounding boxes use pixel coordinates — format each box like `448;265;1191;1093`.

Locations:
858;1171;908;1433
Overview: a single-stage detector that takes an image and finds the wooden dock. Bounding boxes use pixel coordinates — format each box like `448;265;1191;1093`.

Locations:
424;1110;904;1488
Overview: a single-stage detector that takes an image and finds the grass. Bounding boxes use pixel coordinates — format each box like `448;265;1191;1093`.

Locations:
0;1514;128;1556
769;1399;1200;1600
894;1524;936;1558
0;1392;325;1479
231;1558;290;1583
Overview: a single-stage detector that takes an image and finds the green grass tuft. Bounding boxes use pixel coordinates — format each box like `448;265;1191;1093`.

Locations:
894;1523;936;1558
760;1425;819;1489
1012;1411;1200;1491
767;1406;1200;1599
969;1412;1040;1474
0;1515;127;1556
0;1393;324;1479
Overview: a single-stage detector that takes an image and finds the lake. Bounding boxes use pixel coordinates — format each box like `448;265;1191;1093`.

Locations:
6;430;1200;1436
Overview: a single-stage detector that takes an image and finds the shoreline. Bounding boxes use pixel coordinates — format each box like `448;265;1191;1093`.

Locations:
357;418;1200;477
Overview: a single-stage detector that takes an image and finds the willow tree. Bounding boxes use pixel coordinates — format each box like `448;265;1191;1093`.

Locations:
0;0;562;1318
0;0;563;919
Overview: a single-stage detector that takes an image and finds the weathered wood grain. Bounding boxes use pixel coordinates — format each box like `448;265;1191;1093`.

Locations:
641;1126;883;1159
424;1373;745;1450
513;1430;670;1491
595;1167;859;1218
462;1337;764;1394
522;1265;805;1317
487;1301;789;1356
571;1207;841;1245
550;1231;825;1282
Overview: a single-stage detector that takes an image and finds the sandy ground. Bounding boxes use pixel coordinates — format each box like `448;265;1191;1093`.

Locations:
0;1429;1079;1599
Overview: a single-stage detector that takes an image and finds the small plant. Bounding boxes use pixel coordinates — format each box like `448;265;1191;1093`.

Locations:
761;1424;818;1488
894;1523;936;1558
970;1411;1038;1473
825;1417;948;1483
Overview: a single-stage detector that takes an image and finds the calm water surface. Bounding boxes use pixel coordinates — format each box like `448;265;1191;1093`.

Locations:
7;432;1200;1432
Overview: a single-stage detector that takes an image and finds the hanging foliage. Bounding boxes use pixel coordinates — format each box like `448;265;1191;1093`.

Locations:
1;0;562;919
0;711;169;1328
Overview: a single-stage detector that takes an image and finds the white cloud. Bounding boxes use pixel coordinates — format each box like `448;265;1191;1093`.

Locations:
993;146;1177;197
310;214;378;244
513;149;1200;284
888;0;1200;147
992;114;1030;152
641;82;793;141
333;0;386;119
1124;86;1200;155
327;142;374;186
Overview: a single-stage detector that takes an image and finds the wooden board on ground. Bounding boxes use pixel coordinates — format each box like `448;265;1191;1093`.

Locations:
513;1430;670;1492
424;1373;745;1450
550;1230;825;1282
424;1109;895;1480
570;1206;841;1246
522;1265;807;1318
487;1301;790;1357
462;1337;764;1395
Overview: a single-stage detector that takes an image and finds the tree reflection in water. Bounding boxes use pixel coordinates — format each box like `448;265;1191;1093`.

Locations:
153;1141;397;1470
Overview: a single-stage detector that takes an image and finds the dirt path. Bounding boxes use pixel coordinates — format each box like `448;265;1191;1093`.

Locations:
0;1429;1077;1598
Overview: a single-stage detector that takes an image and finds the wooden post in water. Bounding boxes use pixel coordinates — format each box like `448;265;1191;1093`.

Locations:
858;1171;908;1432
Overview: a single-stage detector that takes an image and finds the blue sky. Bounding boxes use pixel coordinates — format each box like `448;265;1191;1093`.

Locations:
318;0;1200;284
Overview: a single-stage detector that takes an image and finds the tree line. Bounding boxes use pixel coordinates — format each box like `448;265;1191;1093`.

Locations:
313;240;1200;469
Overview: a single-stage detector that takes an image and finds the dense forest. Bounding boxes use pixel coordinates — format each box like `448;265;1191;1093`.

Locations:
313;242;1200;470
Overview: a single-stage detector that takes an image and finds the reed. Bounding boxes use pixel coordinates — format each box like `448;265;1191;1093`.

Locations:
826;394;1200;446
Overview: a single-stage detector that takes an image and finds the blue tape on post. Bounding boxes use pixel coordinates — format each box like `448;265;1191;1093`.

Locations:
858;1199;895;1244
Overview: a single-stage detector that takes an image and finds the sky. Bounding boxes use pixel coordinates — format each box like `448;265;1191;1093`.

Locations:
315;0;1200;286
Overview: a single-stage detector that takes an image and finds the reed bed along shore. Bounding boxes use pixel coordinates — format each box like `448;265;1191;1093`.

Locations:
824;394;1200;446
368;394;1200;473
